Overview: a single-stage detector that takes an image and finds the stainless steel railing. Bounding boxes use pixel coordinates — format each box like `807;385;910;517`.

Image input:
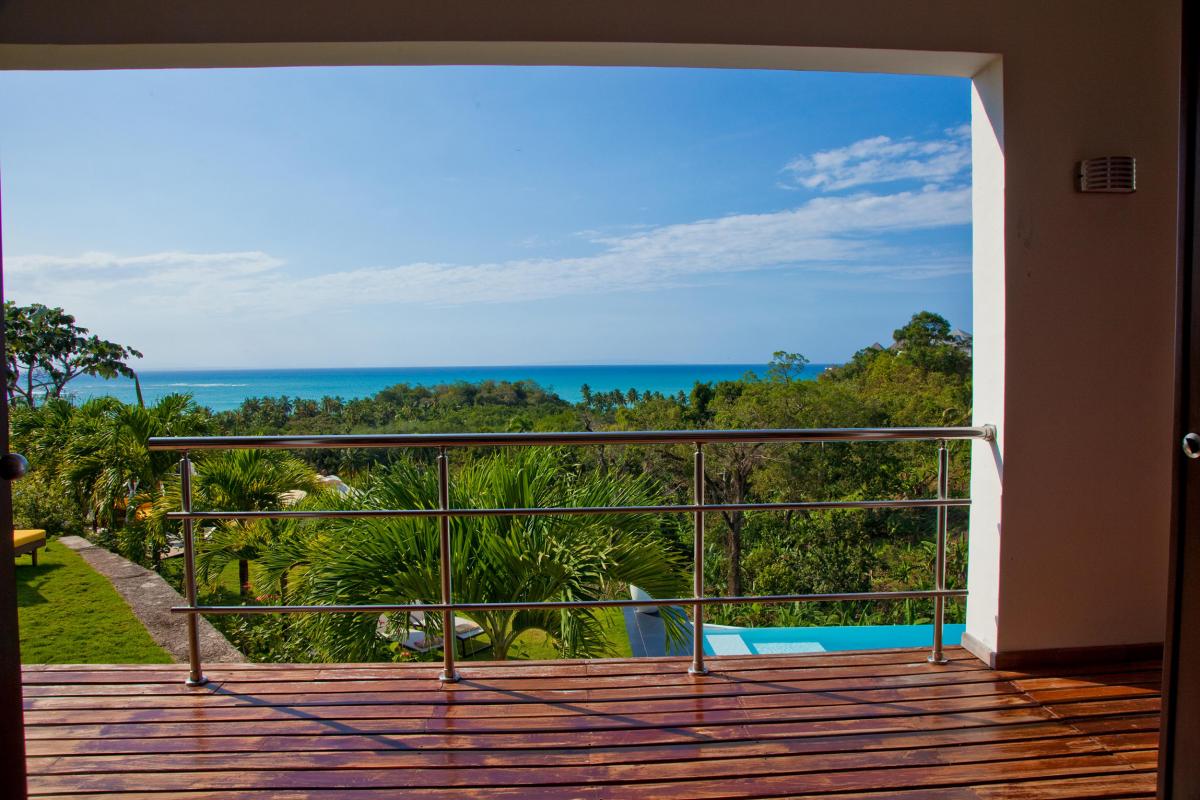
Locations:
148;425;994;685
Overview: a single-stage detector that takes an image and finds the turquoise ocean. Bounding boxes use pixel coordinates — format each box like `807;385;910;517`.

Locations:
66;364;833;412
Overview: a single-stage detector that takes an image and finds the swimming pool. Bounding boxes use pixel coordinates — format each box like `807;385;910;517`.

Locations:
703;623;966;656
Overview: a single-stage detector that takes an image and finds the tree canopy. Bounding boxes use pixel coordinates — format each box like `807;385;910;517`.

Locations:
11;308;975;661
4;302;144;408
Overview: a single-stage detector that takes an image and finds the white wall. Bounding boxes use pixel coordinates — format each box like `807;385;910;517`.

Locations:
977;3;1178;653
0;0;1183;657
965;59;1006;656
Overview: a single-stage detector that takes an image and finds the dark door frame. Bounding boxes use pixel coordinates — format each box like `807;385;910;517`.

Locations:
1159;1;1199;797
0;177;29;797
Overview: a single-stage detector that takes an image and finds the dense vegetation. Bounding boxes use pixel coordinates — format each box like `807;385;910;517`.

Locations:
12;310;973;662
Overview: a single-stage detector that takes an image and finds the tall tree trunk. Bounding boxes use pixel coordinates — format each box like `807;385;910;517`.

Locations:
239;559;250;598
725;511;744;598
714;462;751;599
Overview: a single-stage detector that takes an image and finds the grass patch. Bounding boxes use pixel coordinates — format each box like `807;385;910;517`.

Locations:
16;540;172;664
462;607;632;661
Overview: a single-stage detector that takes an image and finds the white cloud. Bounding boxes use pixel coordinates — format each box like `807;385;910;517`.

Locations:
9;185;968;320
5;250;282;276
783;129;971;192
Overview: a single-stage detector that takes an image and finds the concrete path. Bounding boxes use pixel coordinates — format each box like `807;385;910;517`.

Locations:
58;536;245;663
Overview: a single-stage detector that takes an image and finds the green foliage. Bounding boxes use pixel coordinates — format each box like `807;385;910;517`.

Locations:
5;301;144;408
12;469;86;537
257;449;690;662
148;448;321;593
766;350;810;383
835;310;972;383
215;380;574;474
581;310;973;628
16;541;172;664
12;393;213;565
12;307;977;661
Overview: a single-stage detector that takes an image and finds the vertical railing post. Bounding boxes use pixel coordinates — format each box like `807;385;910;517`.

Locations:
180;452;208;686
437;447;460;682
689;442;708;676
929;440;949;665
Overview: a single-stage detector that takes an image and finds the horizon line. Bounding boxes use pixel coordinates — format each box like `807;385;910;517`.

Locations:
85;361;843;375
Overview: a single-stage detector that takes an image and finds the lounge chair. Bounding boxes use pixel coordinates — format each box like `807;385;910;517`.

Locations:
14;529;46;566
376;608;488;656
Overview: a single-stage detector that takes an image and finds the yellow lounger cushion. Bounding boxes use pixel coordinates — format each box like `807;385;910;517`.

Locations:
14;529;46;549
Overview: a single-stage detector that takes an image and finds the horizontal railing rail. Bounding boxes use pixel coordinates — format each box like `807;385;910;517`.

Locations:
148;425;994;686
148;426;990;451
166;498;971;522
170;590;970;615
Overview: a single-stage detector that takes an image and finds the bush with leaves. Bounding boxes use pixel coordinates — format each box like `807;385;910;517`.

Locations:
257;449;691;661
12;469;86;537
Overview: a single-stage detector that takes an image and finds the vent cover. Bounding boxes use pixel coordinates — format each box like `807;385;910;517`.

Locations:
1077;156;1136;193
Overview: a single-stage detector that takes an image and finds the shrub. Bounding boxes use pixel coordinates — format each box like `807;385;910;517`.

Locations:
12;470;85;537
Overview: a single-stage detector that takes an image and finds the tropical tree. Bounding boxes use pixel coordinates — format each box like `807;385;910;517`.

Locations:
63;394;211;564
261;449;690;661
156;449;321;597
11;397;84;478
4;301;144;407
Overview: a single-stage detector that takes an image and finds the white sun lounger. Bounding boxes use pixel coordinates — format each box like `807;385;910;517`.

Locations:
377;608;487;655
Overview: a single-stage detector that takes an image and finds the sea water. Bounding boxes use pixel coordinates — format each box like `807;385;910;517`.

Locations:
65;363;833;412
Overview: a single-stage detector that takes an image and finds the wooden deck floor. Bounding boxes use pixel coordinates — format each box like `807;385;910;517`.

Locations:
21;646;1160;799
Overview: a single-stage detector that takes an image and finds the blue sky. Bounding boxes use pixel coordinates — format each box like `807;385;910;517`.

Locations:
0;67;971;369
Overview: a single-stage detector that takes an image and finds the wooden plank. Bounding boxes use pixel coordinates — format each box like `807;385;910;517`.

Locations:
17;663;1154;702
1043;698;1162;719
19;667;1008;702
19;671;1015;708
20;652;1162;799
1022;683;1161;703
17;658;990;688
22;693;1046;740
21;681;1028;723
23;716;1125;761
21;669;1157;715
968;772;1158;799
28;774;1160;800
26;730;1150;776
22;671;1151;728
1008;670;1162;691
1069;715;1161;735
25;754;1152;798
21;707;1064;757
24;738;1134;793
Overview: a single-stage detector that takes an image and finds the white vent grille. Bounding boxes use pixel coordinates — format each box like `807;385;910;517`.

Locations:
1077;156;1136;193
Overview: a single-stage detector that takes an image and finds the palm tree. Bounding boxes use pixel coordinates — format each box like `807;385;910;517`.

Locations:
262;449;690;661
176;449;320;598
64;394;210;564
11;397;78;470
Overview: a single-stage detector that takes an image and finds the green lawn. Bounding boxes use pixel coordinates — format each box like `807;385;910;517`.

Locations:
16;540;172;664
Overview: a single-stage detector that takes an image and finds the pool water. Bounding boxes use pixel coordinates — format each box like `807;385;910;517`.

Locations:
703;623;966;656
